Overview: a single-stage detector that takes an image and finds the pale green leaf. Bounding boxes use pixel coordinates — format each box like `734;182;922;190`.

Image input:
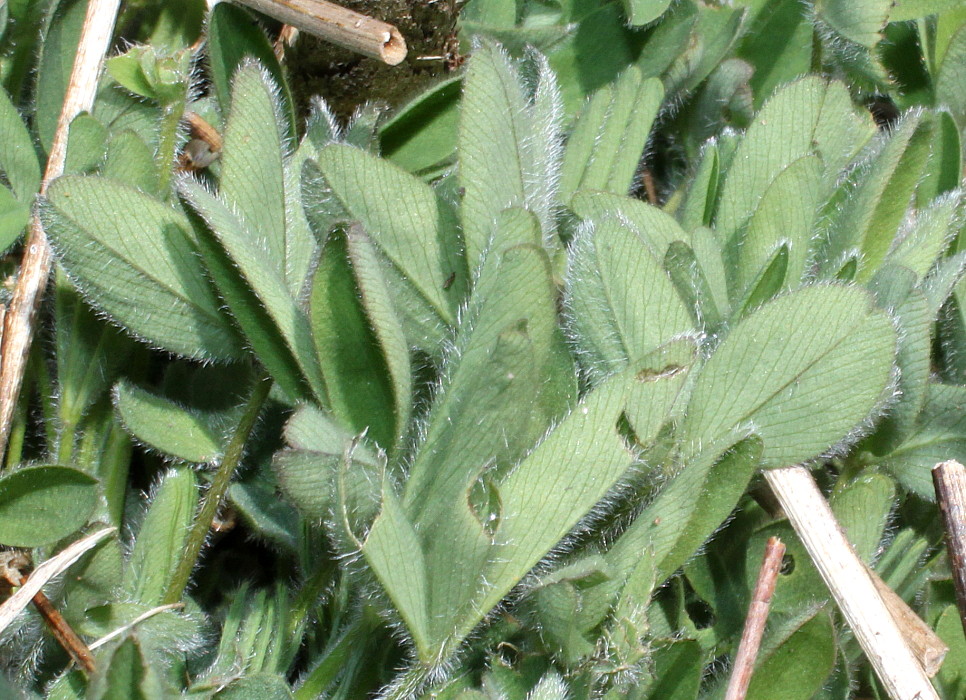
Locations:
882;382;966;498
716;77;874;248
0;466;97;547
215;674;293;700
102;131;158;194
526;673;568;700
219;62;289;287
823;111;933;281
0;185;29;252
830;473;896;563
735;155;823;297
559;68;664;202
475;358;687;637
891;0;965;21
621;0;672;25
459;42;561;272
362;483;431;654
817;0;890;47
43;176;241;360
274;406;382;520
935;23;966;126
917;111;961;206
123;468;198;606
405;228;573;525
308;144;457;329
180;179;325;401
936;605;966;698
887;192;961;281
63;113;108;175
864;287;932;454
567;217;693;375
114;381;224;463
607;436;762;587
569;190;690;256
682;285;897;467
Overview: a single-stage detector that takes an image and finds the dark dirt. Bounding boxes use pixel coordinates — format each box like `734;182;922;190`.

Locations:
284;0;462;123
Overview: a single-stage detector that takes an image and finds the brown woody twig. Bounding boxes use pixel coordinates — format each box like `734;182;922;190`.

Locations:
231;0;407;65
724;536;785;700
933;459;966;640
0;553;95;673
0;529;115;671
0;0;121;462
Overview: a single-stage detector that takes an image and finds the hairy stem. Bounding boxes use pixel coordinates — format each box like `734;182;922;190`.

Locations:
162;371;273;605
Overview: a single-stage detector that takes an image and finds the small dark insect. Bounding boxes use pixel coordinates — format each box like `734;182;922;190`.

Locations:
443;271;456;290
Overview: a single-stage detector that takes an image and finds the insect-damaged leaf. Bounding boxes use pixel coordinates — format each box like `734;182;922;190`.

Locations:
43;176;241;361
365;354;686;663
403;211;574;527
567;216;693;375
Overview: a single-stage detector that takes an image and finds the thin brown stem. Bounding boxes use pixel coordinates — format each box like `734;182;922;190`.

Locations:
642;168;658;206
231;0;407;65
933;459;966;640
0;0;121;463
765;466;939;700
724;536;785;700
1;553;94;672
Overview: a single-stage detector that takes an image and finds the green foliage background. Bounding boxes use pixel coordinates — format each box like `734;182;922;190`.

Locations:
1;0;966;697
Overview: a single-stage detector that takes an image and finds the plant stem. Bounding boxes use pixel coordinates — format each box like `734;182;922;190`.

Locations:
156;98;187;196
162;372;273;605
725;536;785;700
764;466;939;700
933;459;966;640
0;0;121;466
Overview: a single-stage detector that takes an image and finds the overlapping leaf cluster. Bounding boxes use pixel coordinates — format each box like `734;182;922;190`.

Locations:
1;0;966;698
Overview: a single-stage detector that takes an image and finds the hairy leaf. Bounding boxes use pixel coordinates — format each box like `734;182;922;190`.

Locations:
0;466;97;547
43;176;241;360
682;285;897;467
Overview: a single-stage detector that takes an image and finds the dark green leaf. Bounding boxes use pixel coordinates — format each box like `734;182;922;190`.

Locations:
0;466;97;547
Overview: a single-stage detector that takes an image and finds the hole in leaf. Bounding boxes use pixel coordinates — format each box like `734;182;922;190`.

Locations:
684;597;715;630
